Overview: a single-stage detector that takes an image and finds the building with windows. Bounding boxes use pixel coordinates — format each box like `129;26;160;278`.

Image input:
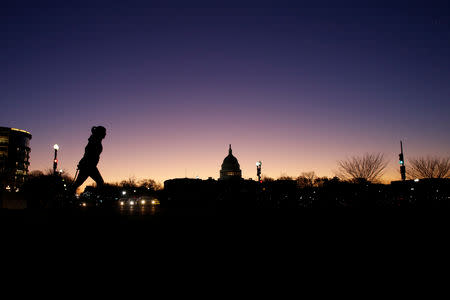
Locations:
220;144;242;180
0;127;32;190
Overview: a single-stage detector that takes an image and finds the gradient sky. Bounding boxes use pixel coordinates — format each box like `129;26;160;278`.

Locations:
2;0;450;185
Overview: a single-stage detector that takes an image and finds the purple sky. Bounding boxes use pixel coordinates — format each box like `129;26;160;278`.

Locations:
1;0;450;184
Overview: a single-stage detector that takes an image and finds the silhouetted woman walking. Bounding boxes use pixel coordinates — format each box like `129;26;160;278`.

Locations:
72;126;106;193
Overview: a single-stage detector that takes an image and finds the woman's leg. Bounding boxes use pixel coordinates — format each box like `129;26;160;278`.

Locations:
90;167;104;188
71;169;89;194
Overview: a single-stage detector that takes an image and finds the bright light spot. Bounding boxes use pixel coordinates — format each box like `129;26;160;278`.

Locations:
141;200;146;205
53;144;59;150
130;201;135;206
120;201;124;206
81;202;86;207
11;128;31;134
122;191;126;195
414;179;419;182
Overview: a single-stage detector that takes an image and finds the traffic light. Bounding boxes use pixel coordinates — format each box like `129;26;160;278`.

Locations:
399;140;406;181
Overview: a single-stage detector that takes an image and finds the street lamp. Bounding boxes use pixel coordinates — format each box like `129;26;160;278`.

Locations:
53;144;59;175
256;161;262;183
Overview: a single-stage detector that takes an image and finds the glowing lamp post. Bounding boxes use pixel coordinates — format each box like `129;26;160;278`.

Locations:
53;144;59;175
256;161;262;183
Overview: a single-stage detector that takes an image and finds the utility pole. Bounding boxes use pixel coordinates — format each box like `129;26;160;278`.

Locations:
399;141;406;181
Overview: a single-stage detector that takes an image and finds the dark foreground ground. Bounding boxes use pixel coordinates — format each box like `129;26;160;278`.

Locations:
3;205;450;254
2;204;450;227
0;206;218;225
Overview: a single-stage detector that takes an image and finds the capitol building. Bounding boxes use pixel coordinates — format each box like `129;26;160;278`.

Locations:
219;144;242;180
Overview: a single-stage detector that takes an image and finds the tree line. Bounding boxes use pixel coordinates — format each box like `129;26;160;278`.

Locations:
338;154;450;182
24;153;450;193
263;154;450;185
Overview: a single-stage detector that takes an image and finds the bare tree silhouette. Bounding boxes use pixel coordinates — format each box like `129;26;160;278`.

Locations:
138;179;163;191
262;176;274;182
278;175;294;180
408;156;450;179
119;177;138;189
296;171;317;188
42;168;73;182
336;153;388;183
28;170;44;177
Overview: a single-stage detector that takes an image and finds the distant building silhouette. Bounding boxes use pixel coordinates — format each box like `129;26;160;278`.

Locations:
220;144;242;180
0;127;32;190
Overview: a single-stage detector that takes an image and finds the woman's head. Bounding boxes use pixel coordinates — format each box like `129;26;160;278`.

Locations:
91;126;106;139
